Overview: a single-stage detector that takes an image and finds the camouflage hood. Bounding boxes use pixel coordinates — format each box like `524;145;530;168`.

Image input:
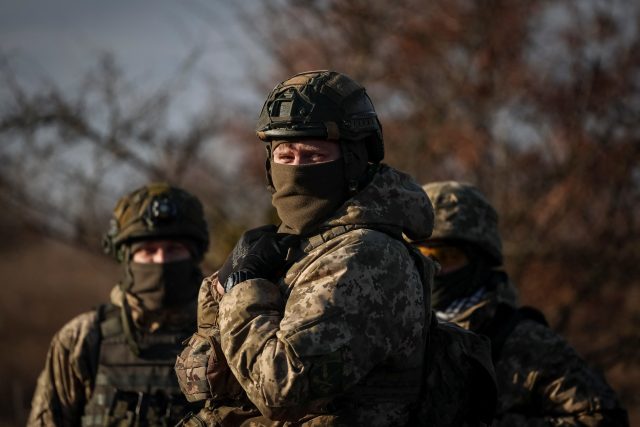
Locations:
321;164;433;241
109;285;197;331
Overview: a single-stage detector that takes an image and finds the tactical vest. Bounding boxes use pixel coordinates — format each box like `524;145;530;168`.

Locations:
81;304;198;427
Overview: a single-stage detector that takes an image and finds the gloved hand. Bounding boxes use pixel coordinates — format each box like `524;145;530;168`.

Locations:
218;225;299;294
218;225;277;285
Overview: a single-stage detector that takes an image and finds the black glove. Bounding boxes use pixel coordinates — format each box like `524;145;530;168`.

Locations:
218;225;299;293
218;225;277;285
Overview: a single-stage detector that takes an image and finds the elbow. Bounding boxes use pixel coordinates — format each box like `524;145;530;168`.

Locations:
251;374;310;421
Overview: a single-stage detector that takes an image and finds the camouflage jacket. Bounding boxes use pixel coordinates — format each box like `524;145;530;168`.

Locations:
207;165;435;425
27;286;198;427
442;272;629;426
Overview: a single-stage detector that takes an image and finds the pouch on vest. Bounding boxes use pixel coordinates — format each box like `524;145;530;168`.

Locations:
412;312;498;426
175;331;245;403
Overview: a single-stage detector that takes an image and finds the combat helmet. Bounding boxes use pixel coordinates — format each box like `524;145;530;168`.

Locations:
256;70;384;192
423;181;502;266
102;183;209;262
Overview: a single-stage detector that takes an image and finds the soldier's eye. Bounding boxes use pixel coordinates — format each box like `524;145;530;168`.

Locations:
276;153;295;163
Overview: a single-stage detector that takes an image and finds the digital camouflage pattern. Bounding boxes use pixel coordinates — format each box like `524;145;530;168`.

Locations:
175;273;257;424
208;165;434;425
421;181;502;265
440;272;629;426
176;275;334;426
28;286;198;427
422;180;628;425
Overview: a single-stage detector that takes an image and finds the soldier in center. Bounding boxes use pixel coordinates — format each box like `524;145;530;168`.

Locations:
176;70;437;425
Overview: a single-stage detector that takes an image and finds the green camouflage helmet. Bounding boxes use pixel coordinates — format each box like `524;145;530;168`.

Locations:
102;183;209;262
256;70;384;163
422;181;503;265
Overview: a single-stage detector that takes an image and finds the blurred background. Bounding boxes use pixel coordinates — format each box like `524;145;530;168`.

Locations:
0;0;638;425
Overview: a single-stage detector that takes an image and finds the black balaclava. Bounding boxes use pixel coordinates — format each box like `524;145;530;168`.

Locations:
431;246;493;311
269;140;370;236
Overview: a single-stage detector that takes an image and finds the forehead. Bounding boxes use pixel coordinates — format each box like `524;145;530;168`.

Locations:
134;239;187;250
273;140;339;152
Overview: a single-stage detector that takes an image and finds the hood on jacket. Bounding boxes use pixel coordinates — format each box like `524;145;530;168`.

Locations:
321;164;434;241
110;285;197;331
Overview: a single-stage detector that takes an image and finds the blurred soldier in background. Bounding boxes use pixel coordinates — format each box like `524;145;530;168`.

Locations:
176;70;439;426
28;183;208;427
413;180;629;426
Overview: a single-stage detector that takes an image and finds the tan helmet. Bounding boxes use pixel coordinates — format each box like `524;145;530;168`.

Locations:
102;183;209;262
422;181;502;265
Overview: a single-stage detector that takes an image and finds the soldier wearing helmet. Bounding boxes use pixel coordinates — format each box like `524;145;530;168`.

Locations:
28;183;208;427
176;70;436;425
413;181;628;426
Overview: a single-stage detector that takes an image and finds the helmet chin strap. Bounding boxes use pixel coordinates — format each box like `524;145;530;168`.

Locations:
120;246;135;291
265;144;275;193
118;245;141;355
339;140;370;195
120;291;141;356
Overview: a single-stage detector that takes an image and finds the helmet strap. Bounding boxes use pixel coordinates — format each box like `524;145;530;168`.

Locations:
119;292;141;356
265;144;275;193
339;140;370;196
119;246;135;291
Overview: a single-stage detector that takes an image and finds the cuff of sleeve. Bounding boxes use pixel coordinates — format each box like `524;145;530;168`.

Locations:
224;270;257;293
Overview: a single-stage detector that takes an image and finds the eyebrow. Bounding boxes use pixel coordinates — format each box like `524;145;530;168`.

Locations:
276;144;326;153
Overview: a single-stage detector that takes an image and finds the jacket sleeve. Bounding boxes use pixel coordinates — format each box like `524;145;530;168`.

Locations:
494;320;629;427
27;312;100;427
217;233;425;420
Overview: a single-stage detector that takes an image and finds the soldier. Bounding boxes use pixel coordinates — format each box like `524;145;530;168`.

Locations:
178;70;437;425
413;181;629;426
28;183;209;427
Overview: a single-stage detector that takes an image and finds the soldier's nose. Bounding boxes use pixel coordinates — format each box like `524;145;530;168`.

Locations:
153;249;167;263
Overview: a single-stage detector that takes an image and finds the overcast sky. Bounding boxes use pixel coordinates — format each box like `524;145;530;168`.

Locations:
0;0;267;119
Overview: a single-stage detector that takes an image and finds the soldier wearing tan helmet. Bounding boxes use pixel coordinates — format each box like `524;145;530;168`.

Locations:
175;70;439;426
413;181;628;426
28;183;209;427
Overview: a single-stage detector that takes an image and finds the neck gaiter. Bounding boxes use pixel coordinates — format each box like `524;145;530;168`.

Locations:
271;159;347;235
431;260;493;311
127;260;201;311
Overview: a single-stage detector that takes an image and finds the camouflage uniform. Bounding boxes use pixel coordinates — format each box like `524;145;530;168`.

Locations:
180;165;435;426
447;275;629;426
175;273;265;426
28;287;198;426
29;183;208;427
420;181;629;426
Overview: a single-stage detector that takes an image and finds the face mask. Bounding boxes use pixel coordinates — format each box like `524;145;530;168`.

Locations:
270;159;347;235
431;260;492;311
127;260;201;311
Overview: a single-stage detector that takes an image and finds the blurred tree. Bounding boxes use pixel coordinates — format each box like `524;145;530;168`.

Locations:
1;0;638;424
0;52;271;268
237;0;640;418
0;51;271;426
